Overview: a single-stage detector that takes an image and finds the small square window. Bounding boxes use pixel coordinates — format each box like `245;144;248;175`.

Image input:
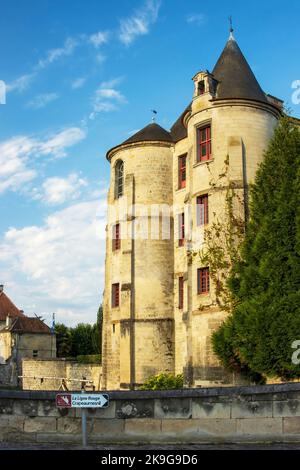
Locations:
33;350;38;358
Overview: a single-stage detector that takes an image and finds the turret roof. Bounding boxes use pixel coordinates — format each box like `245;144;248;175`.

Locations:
121;122;173;145
212;35;268;103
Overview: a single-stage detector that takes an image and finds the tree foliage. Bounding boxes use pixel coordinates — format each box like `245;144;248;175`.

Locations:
55;305;103;360
212;117;300;381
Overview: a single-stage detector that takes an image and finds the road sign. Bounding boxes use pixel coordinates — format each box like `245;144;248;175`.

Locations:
56;393;109;408
56;393;72;408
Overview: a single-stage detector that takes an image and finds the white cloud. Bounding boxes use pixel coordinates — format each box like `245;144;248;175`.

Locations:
0;128;87;194
6;73;35;93
38;173;88;205
186;13;207;26
38;37;78;69
26;92;59;109
119;0;161;46
0;197;107;326
0;137;38;194
71;77;86;89
89;31;109;48
39;127;87;158
97;88;125;101
89;78;126;120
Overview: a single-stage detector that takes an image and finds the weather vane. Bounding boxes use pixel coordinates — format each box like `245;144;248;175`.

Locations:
151;109;157;122
229;15;233;33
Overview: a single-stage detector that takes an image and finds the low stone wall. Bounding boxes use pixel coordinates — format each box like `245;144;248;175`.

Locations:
1;383;300;444
21;359;102;391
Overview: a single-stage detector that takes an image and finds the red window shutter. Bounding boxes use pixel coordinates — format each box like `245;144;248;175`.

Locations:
179;277;184;309
178;213;185;247
198;268;210;294
197;195;209;225
112;223;121;251
179;155;186;189
197;125;212;162
112;283;120;307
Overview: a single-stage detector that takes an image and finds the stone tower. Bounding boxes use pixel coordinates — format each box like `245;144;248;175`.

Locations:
102;33;283;390
102;123;175;389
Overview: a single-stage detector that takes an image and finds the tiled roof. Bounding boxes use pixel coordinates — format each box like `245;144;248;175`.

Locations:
0;292;25;321
7;316;51;334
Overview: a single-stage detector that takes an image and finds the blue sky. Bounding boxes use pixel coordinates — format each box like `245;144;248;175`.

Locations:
0;0;299;326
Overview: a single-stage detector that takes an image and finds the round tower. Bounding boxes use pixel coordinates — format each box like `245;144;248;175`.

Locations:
102;123;175;389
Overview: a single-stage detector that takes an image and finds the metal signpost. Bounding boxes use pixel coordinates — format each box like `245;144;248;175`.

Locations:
56;391;109;447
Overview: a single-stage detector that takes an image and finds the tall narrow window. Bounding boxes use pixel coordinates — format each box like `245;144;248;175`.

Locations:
198;80;205;95
112;283;120;308
179;277;184;309
178;213;185;247
178;155;186;189
197;125;211;162
198;268;210;294
115;160;124;199
197;194;209;226
112;223;121;251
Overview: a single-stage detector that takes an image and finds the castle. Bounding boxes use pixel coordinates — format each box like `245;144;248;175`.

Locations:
102;32;284;390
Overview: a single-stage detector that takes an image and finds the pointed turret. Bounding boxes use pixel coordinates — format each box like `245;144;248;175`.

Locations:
212;34;268;103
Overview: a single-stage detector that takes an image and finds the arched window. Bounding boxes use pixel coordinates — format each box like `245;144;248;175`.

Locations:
115;160;124;199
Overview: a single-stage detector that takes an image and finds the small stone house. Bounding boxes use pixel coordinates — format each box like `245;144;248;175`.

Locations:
0;285;56;386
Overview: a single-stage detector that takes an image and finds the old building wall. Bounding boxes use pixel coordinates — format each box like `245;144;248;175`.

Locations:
16;333;56;362
172;93;279;386
21;359;102;391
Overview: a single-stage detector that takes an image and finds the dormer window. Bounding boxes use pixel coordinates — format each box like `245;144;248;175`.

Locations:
198;80;205;95
115;160;124;199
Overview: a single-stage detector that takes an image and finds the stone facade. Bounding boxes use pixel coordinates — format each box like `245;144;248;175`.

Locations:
2;383;300;444
21;359;102;391
102;35;283;390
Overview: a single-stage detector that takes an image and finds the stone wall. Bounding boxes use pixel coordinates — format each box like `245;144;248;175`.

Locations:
21;359;102;391
2;383;300;444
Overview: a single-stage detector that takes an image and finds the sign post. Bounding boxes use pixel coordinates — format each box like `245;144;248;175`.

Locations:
56;392;109;447
81;390;87;447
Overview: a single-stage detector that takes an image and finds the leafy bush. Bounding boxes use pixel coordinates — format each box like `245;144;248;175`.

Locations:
140;373;183;390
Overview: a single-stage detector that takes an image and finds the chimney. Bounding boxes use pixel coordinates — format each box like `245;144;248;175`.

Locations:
0;285;3;293
6;315;12;328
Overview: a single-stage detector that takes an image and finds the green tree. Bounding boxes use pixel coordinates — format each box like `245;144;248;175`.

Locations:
55;305;103;359
70;323;95;356
55;323;72;357
213;117;300;381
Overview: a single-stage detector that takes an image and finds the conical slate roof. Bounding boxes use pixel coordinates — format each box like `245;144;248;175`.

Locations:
212;35;268;103
121;122;173;145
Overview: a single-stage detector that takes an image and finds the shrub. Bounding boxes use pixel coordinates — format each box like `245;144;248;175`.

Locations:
140;373;183;390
